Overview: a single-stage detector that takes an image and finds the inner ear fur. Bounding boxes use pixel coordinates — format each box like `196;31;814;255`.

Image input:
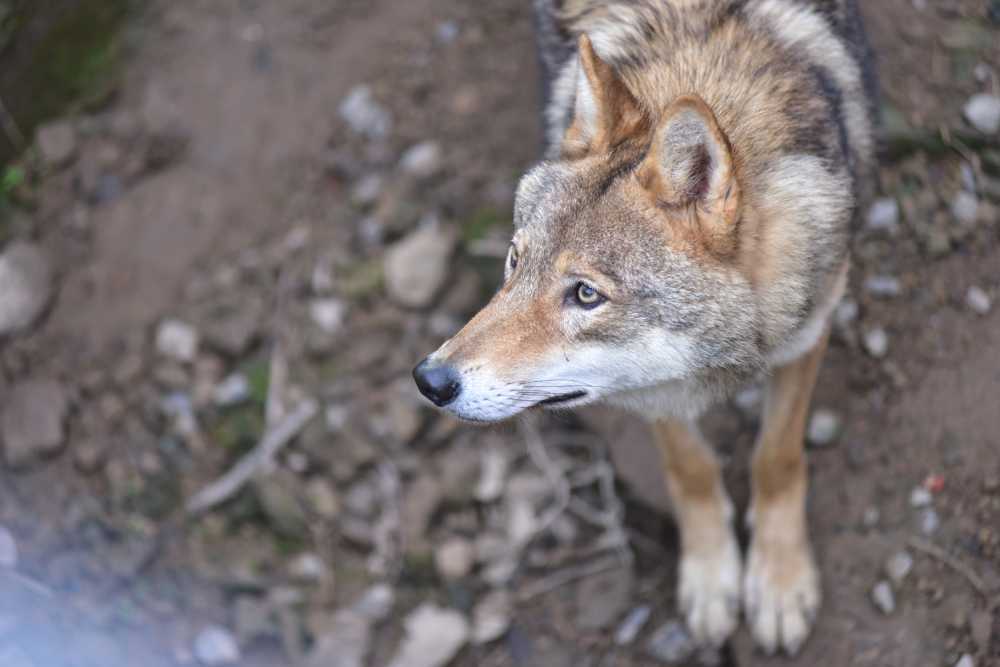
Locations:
638;95;741;243
561;34;649;158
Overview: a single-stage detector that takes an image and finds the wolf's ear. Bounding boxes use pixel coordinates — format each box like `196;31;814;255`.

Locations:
639;95;741;231
561;34;646;157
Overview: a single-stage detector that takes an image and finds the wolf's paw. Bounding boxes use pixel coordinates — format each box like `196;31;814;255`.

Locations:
742;540;820;656
678;536;742;647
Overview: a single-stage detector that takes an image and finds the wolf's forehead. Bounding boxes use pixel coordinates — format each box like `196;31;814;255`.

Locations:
513;162;581;229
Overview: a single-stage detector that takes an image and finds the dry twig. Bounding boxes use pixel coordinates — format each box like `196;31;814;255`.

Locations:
186;398;318;514
907;537;993;600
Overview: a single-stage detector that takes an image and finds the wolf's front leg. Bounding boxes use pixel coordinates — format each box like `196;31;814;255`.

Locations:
653;418;741;648
744;329;830;656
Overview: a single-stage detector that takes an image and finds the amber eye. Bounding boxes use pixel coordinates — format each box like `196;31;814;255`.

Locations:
574;282;605;308
507;244;519;271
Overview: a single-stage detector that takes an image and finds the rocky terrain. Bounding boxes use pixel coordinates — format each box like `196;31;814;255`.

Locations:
0;1;999;666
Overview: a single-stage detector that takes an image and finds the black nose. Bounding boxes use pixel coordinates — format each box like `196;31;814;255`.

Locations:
412;358;461;407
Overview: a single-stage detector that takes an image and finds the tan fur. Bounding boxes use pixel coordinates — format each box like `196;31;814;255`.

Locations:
744;327;830;654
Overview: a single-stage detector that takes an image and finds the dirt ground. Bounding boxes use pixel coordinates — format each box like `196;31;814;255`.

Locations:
0;1;998;666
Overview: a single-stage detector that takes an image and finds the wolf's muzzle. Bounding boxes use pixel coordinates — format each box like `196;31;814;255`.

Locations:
412;357;462;407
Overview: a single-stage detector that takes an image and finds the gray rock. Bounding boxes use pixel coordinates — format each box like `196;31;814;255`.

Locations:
471;589;512;644
909;486;932;508
289;552;327;582
305;478;341;519
0;241;53;336
399;141;443;179
201;296;264;357
954;655;975;667
435;536;475;581
965;286;992;315
862;327;889;359
647;620;695;664
213;373;250;407
1;379;69;467
339;85;392;139
254;472;309;538
807;409;842;447
871;581;895;615
386;603;469;667
0;525;17;567
351;174;384;207
36;120;77;166
155;319;199;362
951;191;979;226
575;566;633;630
384;220;458;308
614;605;651;646
864;275;902;298
310;298;347;335
964;94;1000;134
354;584;395;621
866;198;899;234
435;20;460;44
193;625;240;665
835;298;859;328
885;551;913;585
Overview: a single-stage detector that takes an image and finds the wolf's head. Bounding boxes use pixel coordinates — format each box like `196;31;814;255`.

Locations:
414;35;762;422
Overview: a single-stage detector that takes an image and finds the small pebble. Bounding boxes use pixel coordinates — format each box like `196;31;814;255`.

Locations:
919;507;940;535
471;590;512;644
885;551;913;585
865;275;902;298
909;487;932;508
965;286;992;315
0;526;17;568
399;141;443;179
963;93;1000;134
289;552;327;581
435;20;460;44
351;174;383;206
435;537;475;581
339;85;392;139
862;506;880;529
863;327;889;358
614;605;651;646
309;298;346;335
866;198;899;234
155;319;199;362
807;409;842;447
646;620;695;663
193;626;240;665
871;581;895;615
951;191;979;226
954;654;975;667
835;298;859;328
213;373;250;407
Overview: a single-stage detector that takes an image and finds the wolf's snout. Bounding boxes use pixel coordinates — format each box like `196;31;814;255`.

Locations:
412;357;462;407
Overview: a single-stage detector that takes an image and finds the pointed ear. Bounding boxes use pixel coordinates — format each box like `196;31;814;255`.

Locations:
561;34;646;157
639;95;741;230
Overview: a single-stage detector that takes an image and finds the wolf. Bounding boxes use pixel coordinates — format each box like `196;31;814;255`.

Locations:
413;0;877;656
